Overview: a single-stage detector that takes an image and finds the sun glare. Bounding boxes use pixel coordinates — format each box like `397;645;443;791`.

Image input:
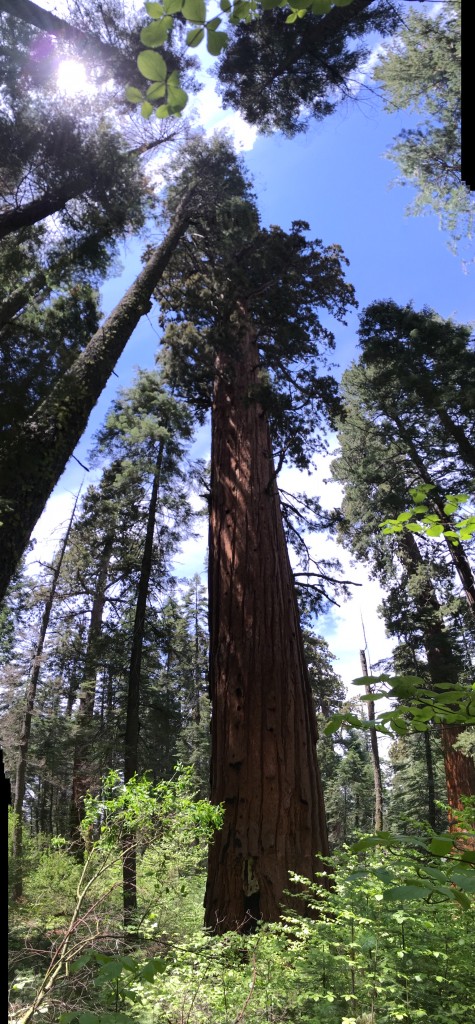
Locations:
56;59;93;98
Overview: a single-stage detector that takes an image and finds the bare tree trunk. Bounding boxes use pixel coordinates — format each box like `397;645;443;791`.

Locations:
204;307;329;933
70;538;113;853
0;190;193;605
122;445;163;928
12;488;80;900
359;649;383;831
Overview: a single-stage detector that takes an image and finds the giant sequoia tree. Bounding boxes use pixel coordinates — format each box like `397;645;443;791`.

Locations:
156;140;355;930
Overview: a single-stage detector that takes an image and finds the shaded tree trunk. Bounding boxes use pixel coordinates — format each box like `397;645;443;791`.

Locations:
204;308;329;933
0;187;85;241
359;648;383;831
70;537;113;852
398;532;475;827
423;728;436;830
12;489;80;899
391;410;475;620
0;189;193;605
122;445;163;927
436;405;475;475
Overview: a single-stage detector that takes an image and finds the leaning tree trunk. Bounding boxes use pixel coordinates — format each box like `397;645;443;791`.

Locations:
12;489;80;899
398;532;475;832
122;444;163;928
0;187;86;241
204;307;329;933
0;0;139;81
0;189;194;606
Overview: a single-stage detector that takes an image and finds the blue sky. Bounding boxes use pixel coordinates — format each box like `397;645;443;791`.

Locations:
31;1;474;700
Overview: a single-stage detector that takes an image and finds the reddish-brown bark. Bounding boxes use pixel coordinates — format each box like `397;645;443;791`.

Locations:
204;310;329;932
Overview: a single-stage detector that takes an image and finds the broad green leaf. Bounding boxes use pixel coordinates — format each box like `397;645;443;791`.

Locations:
449;871;475;893
333;0;355;5
146;81;166;99
220;0;232;8
182;0;206;22
140;956;166;981
407;523;424;533
461;850;475;863
164;0;184;10
426;524;444;537
323;715;344;736
167;82;188;110
146;1;165;14
285;11;298;20
261;0;281;7
125;86;143;103
207;28;228;55
451;888;471;909
137;50;167;82
232;0;252;19
384;884;432;902
78;1015;101;1024
412;505;429;514
69;953;94;974
140;18;172;46
186;27;205;45
207;15;222;28
310;0;332;12
288;0;312;9
156;104;171;117
97;960;123;980
141;100;154;117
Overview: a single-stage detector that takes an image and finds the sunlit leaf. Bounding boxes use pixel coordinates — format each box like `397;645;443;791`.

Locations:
125;86;143;103
137;50;167;82
182;0;206;22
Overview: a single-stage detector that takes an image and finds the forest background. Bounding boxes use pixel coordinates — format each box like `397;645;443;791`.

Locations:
2;2;475;1024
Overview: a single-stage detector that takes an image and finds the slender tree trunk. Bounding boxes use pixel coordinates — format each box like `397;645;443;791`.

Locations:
0;190;193;605
398;532;475;828
70;538;113;852
204;306;329;933
359;649;383;831
423;729;436;830
122;445;163;927
12;489;80;900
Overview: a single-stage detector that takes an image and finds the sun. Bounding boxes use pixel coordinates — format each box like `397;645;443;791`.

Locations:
56;59;93;98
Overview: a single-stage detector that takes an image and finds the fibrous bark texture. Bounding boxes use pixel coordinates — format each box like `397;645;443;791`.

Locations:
204;313;329;933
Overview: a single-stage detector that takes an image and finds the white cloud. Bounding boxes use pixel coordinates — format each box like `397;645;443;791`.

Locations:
190;79;258;152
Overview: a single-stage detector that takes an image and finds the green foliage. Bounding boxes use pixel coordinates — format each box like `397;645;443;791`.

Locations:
91;845;475;1024
373;1;473;256
325;674;475;739
130;0;391;121
381;486;475;546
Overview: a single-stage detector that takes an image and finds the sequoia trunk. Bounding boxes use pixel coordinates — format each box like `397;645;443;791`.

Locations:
204;311;329;933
